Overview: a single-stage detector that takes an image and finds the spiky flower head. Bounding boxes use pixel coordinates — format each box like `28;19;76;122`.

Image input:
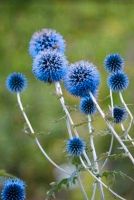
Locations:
107;71;129;92
66;137;86;157
113;106;128;124
1;178;26;200
79;96;97;115
104;53;124;73
32;50;68;83
6;72;27;93
29;28;65;58
64;61;100;97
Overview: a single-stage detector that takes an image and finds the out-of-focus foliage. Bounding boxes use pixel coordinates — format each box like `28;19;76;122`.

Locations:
0;0;134;199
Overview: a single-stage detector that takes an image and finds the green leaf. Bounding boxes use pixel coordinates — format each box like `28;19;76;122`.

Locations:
46;171;78;199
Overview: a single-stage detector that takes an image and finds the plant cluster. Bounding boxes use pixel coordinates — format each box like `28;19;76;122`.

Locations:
2;29;134;200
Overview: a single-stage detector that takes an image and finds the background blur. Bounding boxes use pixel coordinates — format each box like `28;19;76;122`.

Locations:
0;0;134;199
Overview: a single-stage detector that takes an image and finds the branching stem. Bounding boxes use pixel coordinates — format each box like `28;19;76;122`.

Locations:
80;157;126;200
90;92;134;165
17;93;70;175
88;115;105;200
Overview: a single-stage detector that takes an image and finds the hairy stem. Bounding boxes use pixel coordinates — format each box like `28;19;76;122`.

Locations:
120;124;134;147
119;92;133;140
77;173;89;200
88;115;105;200
91;183;97;200
80;157;126;200
17;93;70;175
110;89;114;117
90;92;134;165
55;83;90;199
119;92;133;121
101;134;114;170
55;82;92;167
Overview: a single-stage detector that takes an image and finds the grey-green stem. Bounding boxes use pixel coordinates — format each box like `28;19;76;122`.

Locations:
17;93;70;175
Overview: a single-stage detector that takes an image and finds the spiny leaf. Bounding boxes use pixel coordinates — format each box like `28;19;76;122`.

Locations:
46;171;78;199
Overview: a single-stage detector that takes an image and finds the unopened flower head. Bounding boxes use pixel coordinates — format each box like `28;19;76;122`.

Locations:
107;71;129;92
104;53;124;73
113;106;128;124
66;137;86;157
6;72;27;93
29;28;66;58
80;96;97;115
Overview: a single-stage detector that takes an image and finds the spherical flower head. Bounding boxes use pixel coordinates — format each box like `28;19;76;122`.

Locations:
6;72;27;93
107;71;129;92
104;53;124;73
29;28;66;58
79;96;97;115
1;178;26;200
66;137;86;157
32;50;68;83
64;61;100;97
113;106;128;124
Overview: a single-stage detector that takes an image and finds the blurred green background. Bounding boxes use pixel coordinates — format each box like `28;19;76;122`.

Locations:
0;0;134;199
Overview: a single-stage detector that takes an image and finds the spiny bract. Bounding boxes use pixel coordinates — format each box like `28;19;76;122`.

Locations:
29;28;66;58
1;178;26;200
32;50;68;83
64;61;100;97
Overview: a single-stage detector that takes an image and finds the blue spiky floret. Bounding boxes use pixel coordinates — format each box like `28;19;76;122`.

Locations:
104;53;124;73
6;72;27;93
32;50;68;83
113;106;128;123
29;28;66;58
66;137;86;157
64;61;100;97
1;178;26;200
107;71;129;92
79;96;97;115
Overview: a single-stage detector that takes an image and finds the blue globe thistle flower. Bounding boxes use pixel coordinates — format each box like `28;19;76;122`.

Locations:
29;28;66;58
79;96;97;115
66;137;86;157
1;178;26;200
32;50;68;83
64;61;100;97
104;53;124;73
6;72;27;93
107;71;129;92
113;106;128;124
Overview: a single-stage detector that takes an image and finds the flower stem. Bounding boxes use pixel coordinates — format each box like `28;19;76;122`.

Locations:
77;173;89;200
80;157;126;200
90;92;134;165
55;82;92;166
55;83;89;199
91;183;97;200
120;123;134;147
17;93;70;175
88;115;105;200
110;89;114;117
101;134;114;170
119;92;133;121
